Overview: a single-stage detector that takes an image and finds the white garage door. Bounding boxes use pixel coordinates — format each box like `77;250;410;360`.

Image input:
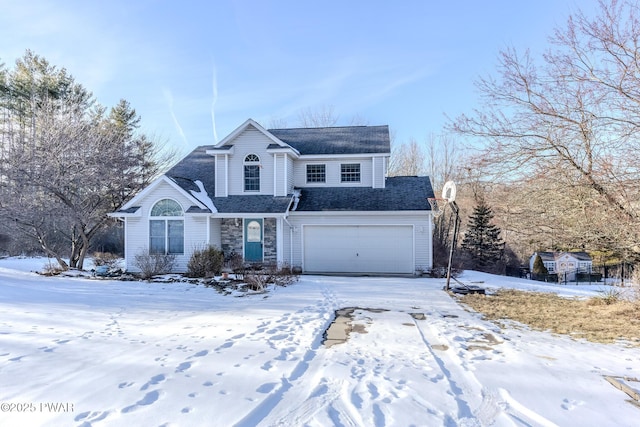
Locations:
303;225;414;274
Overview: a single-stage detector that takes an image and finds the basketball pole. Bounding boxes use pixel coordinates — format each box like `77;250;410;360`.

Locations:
445;201;460;291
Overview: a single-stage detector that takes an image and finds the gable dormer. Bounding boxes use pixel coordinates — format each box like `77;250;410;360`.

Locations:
206;119;299;197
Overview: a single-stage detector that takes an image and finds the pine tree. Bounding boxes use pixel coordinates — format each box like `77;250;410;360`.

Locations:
532;253;548;276
461;200;504;272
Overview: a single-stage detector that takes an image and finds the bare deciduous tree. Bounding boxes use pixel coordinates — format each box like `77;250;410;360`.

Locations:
387;138;426;177
451;0;640;258
0;51;172;269
296;105;339;127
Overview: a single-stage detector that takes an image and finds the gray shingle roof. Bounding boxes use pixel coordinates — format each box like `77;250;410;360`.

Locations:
166;146;292;214
212;195;292;213
117;206;140;214
295;176;434;211
269;125;390;155
536;251;592;261
166;145;216;197
161;126;426;214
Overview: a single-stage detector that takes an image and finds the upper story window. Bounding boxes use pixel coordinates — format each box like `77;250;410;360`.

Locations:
306;164;326;183
341;163;361;183
244;154;260;191
149;199;184;255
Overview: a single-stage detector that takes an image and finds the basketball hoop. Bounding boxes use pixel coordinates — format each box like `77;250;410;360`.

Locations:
428;197;449;218
442;181;457;203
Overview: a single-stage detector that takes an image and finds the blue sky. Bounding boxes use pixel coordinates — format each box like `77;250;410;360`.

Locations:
1;0;599;155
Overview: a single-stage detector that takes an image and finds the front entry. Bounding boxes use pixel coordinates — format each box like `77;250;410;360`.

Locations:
244;218;263;262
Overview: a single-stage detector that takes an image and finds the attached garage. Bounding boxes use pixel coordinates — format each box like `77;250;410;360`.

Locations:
303;225;414;274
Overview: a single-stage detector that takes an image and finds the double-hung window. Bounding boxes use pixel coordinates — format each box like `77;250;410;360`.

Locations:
149;199;184;255
244;154;260;191
341;163;360;183
306;164;326;183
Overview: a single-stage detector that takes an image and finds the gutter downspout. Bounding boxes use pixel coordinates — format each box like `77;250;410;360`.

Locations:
283;216;294;267
283;190;300;267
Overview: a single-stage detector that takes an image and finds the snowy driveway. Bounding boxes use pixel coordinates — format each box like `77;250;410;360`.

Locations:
1;261;639;426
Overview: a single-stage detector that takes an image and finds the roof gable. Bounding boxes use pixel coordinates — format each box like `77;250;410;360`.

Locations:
120;175;210;212
213;118;295;152
534;251;592;262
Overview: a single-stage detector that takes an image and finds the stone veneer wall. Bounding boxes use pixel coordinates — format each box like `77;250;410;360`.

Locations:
263;218;276;263
220;218;243;257
220;217;277;263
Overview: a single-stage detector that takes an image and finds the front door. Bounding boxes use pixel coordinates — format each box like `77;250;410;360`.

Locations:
244;218;263;262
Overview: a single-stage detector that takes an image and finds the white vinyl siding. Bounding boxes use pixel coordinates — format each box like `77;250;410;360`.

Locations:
286;156;294;195
227;128;275;195
293;158;373;187
372;157;386;188
273;153;289;197
209;218;222;248
123;181;210;273
215;155;228;197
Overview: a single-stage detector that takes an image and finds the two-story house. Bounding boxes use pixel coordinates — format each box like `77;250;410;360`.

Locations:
110;119;435;275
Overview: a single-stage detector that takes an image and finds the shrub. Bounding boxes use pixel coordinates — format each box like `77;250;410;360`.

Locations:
134;252;176;279
244;272;270;292
243;263;299;291
187;246;224;278
532;254;548;275
226;251;246;279
588;287;623;306
40;261;64;276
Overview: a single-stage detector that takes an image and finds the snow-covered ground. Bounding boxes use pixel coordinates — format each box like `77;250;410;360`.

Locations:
1;257;638;427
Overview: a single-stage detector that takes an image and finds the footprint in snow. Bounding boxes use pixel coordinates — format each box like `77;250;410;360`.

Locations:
140;374;166;390
75;410;110;423
191;350;209;358
561;398;585;410
215;341;234;351
121;390;161;413
175;362;192;373
269;334;289;341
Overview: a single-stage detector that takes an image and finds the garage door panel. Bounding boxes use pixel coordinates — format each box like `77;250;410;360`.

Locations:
303;225;413;274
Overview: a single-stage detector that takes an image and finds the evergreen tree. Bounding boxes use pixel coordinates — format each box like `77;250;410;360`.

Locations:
532;253;548;276
0;50;172;269
461;200;504;272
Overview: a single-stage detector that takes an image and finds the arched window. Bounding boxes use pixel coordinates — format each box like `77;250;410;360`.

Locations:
149;199;184;254
244;154;260;191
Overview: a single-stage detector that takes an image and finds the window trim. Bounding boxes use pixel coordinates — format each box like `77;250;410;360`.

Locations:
306;163;326;184
340;163;361;183
149;199;184;255
244;153;261;192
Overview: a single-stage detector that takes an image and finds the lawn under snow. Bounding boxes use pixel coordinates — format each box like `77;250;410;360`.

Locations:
0;258;639;427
